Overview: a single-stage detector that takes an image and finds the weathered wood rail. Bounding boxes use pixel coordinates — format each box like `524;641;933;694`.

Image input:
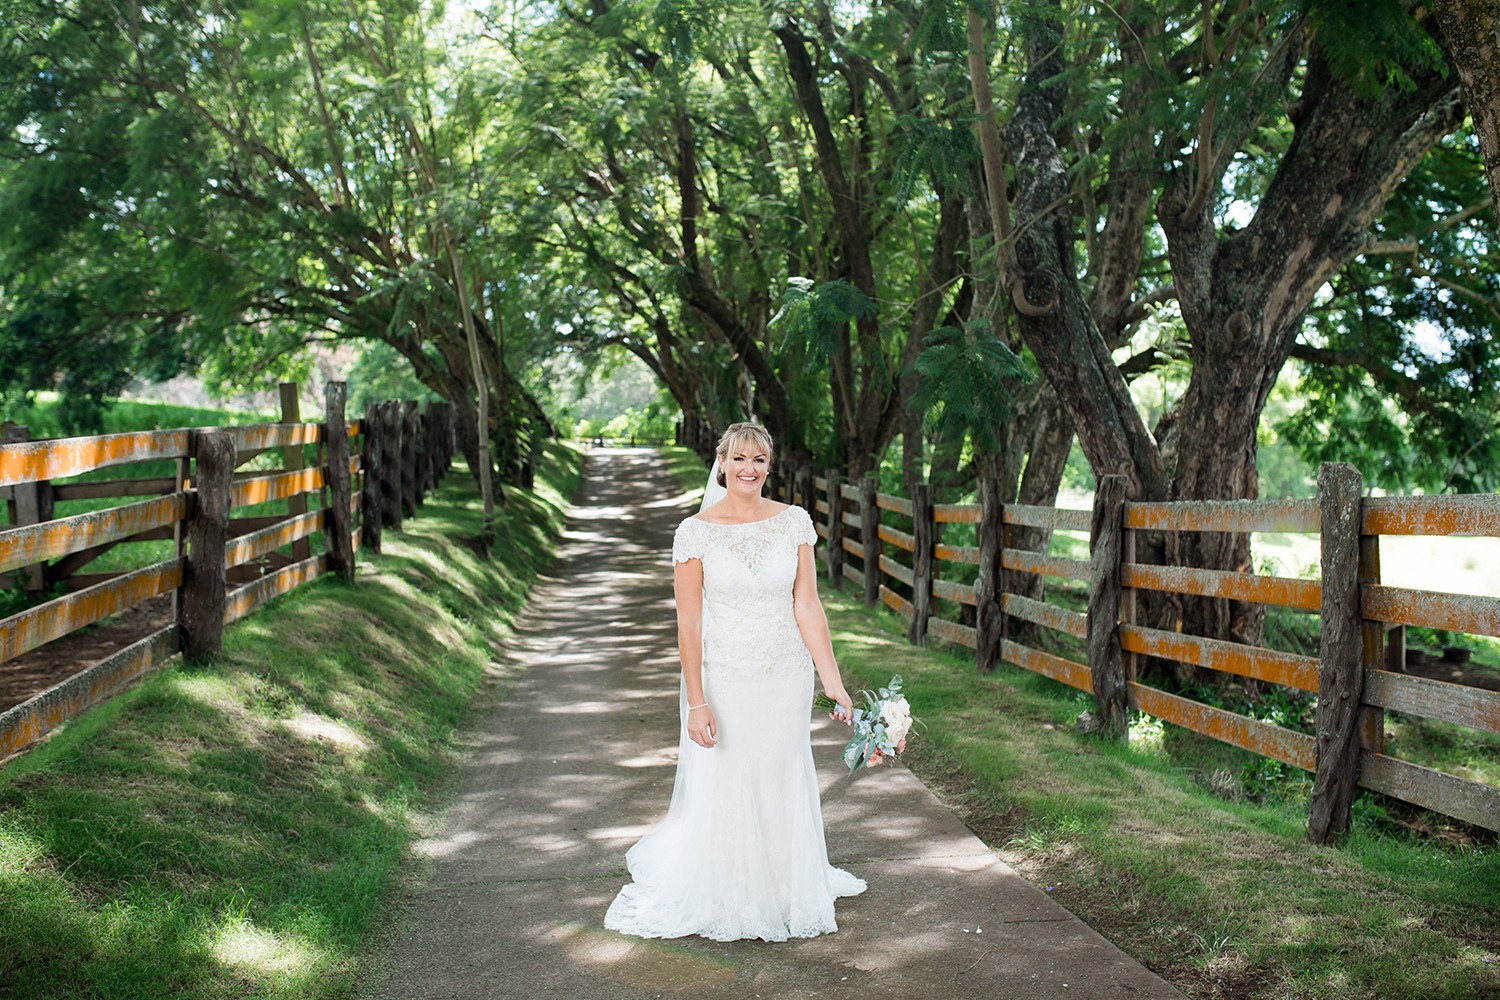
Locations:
0;383;457;760
779;463;1500;842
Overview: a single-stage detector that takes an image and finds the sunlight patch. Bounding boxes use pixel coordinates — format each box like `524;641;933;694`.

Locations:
211;916;319;977
551;921;737;990
280;712;370;753
1129;712;1168;755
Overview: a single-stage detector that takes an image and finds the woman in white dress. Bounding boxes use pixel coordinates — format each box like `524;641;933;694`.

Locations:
604;422;867;942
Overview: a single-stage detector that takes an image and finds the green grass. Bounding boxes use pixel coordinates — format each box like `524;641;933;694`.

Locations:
656;446;1500;997
822;596;1500;998
0;443;582;999
1;394;277;441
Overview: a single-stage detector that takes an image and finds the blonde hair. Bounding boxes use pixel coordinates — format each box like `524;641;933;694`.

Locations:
715;422;774;486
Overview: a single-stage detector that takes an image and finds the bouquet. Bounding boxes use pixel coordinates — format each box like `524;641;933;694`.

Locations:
814;675;916;773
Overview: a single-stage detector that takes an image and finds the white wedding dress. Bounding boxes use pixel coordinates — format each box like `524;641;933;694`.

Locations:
604;504;866;941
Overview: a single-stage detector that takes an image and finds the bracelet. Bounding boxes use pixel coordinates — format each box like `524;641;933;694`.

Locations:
687;702;709;710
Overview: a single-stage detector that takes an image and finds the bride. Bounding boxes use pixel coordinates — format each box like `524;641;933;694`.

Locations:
604;421;867;942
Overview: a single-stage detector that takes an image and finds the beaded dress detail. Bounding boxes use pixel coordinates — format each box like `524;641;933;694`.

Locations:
604;504;866;941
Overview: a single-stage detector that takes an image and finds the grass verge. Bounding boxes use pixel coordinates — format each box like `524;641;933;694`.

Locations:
0;444;581;999
824;597;1500;999
659;446;1500;999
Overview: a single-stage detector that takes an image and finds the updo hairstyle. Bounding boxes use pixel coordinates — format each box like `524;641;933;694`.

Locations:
715;422;774;487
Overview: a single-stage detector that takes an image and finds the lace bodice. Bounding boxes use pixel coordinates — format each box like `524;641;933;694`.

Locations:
673;505;817;678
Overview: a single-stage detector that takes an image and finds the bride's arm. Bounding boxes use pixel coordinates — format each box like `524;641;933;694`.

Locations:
674;558;716;748
792;545;853;722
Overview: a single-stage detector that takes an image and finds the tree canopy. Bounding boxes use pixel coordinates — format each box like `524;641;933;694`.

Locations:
2;0;1495;517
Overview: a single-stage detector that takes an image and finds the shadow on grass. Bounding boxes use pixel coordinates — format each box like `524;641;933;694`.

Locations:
0;447;582;1000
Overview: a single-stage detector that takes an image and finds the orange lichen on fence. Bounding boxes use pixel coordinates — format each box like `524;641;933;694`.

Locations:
1002;639;1092;691
879;553;914;586
880;585;915;621
0;493;188;574
0;430;191;487
878;523;916;552
932;577;976;605
928;616;977;648
1003;548;1089;582
0;560;183;662
934;541;979;565
1120;624;1319;691
1362;493;1500;537
230;467;324;509
1130;683;1316;770
221;422;323;453
1123;562;1321;610
223;554;326;626
933;503;981;523
1004;592;1087;639
1362;585;1500;638
0;627;180;759
1125;498;1319;533
224;510;324;570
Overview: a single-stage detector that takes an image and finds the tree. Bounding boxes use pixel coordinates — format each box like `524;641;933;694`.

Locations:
982;0;1464;644
1429;0;1500;219
0;0;544;488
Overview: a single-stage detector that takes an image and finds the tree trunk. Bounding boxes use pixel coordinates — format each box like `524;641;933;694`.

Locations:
1159;38;1463;643
1002;10;1169;505
1429;0;1500;220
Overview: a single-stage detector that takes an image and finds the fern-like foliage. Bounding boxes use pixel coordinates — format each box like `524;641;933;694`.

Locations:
770;277;877;363
909;323;1034;453
891;115;980;202
1301;0;1447;97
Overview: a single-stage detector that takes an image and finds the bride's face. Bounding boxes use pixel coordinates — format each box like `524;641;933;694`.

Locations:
723;446;770;497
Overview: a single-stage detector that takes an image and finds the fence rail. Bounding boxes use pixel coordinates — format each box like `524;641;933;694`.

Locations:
776;463;1500;842
0;383;457;760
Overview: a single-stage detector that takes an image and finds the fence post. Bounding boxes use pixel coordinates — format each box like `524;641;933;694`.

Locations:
797;465;816;523
974;472;1007;673
860;474;880;607
401;400;420;515
324;382;355;582
361;402;384;554
380;401;404;530
910;482;933;646
181;431;233;660
279;383;311;563
416;406;434;500
1086;474;1128;738
1;423;52;594
825;469;844;589
1310;461;1366;843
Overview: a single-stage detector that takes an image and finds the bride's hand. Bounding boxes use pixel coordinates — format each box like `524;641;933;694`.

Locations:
824;686;854;725
688;705;717;748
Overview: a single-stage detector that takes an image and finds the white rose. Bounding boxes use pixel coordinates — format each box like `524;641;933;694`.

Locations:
880;697;912;742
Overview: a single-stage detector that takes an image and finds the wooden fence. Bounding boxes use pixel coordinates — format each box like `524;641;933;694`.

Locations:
0;383;456;761
775;464;1500;842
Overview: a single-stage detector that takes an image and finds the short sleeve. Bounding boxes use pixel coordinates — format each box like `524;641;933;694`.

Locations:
672;518;706;564
790;505;817;548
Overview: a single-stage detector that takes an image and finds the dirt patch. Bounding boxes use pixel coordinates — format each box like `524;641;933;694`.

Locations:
0;595;173;712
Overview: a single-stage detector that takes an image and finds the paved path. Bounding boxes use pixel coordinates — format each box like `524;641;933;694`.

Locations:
365;449;1184;1000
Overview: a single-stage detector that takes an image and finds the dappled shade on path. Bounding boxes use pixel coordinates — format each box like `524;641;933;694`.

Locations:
364;448;1183;999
